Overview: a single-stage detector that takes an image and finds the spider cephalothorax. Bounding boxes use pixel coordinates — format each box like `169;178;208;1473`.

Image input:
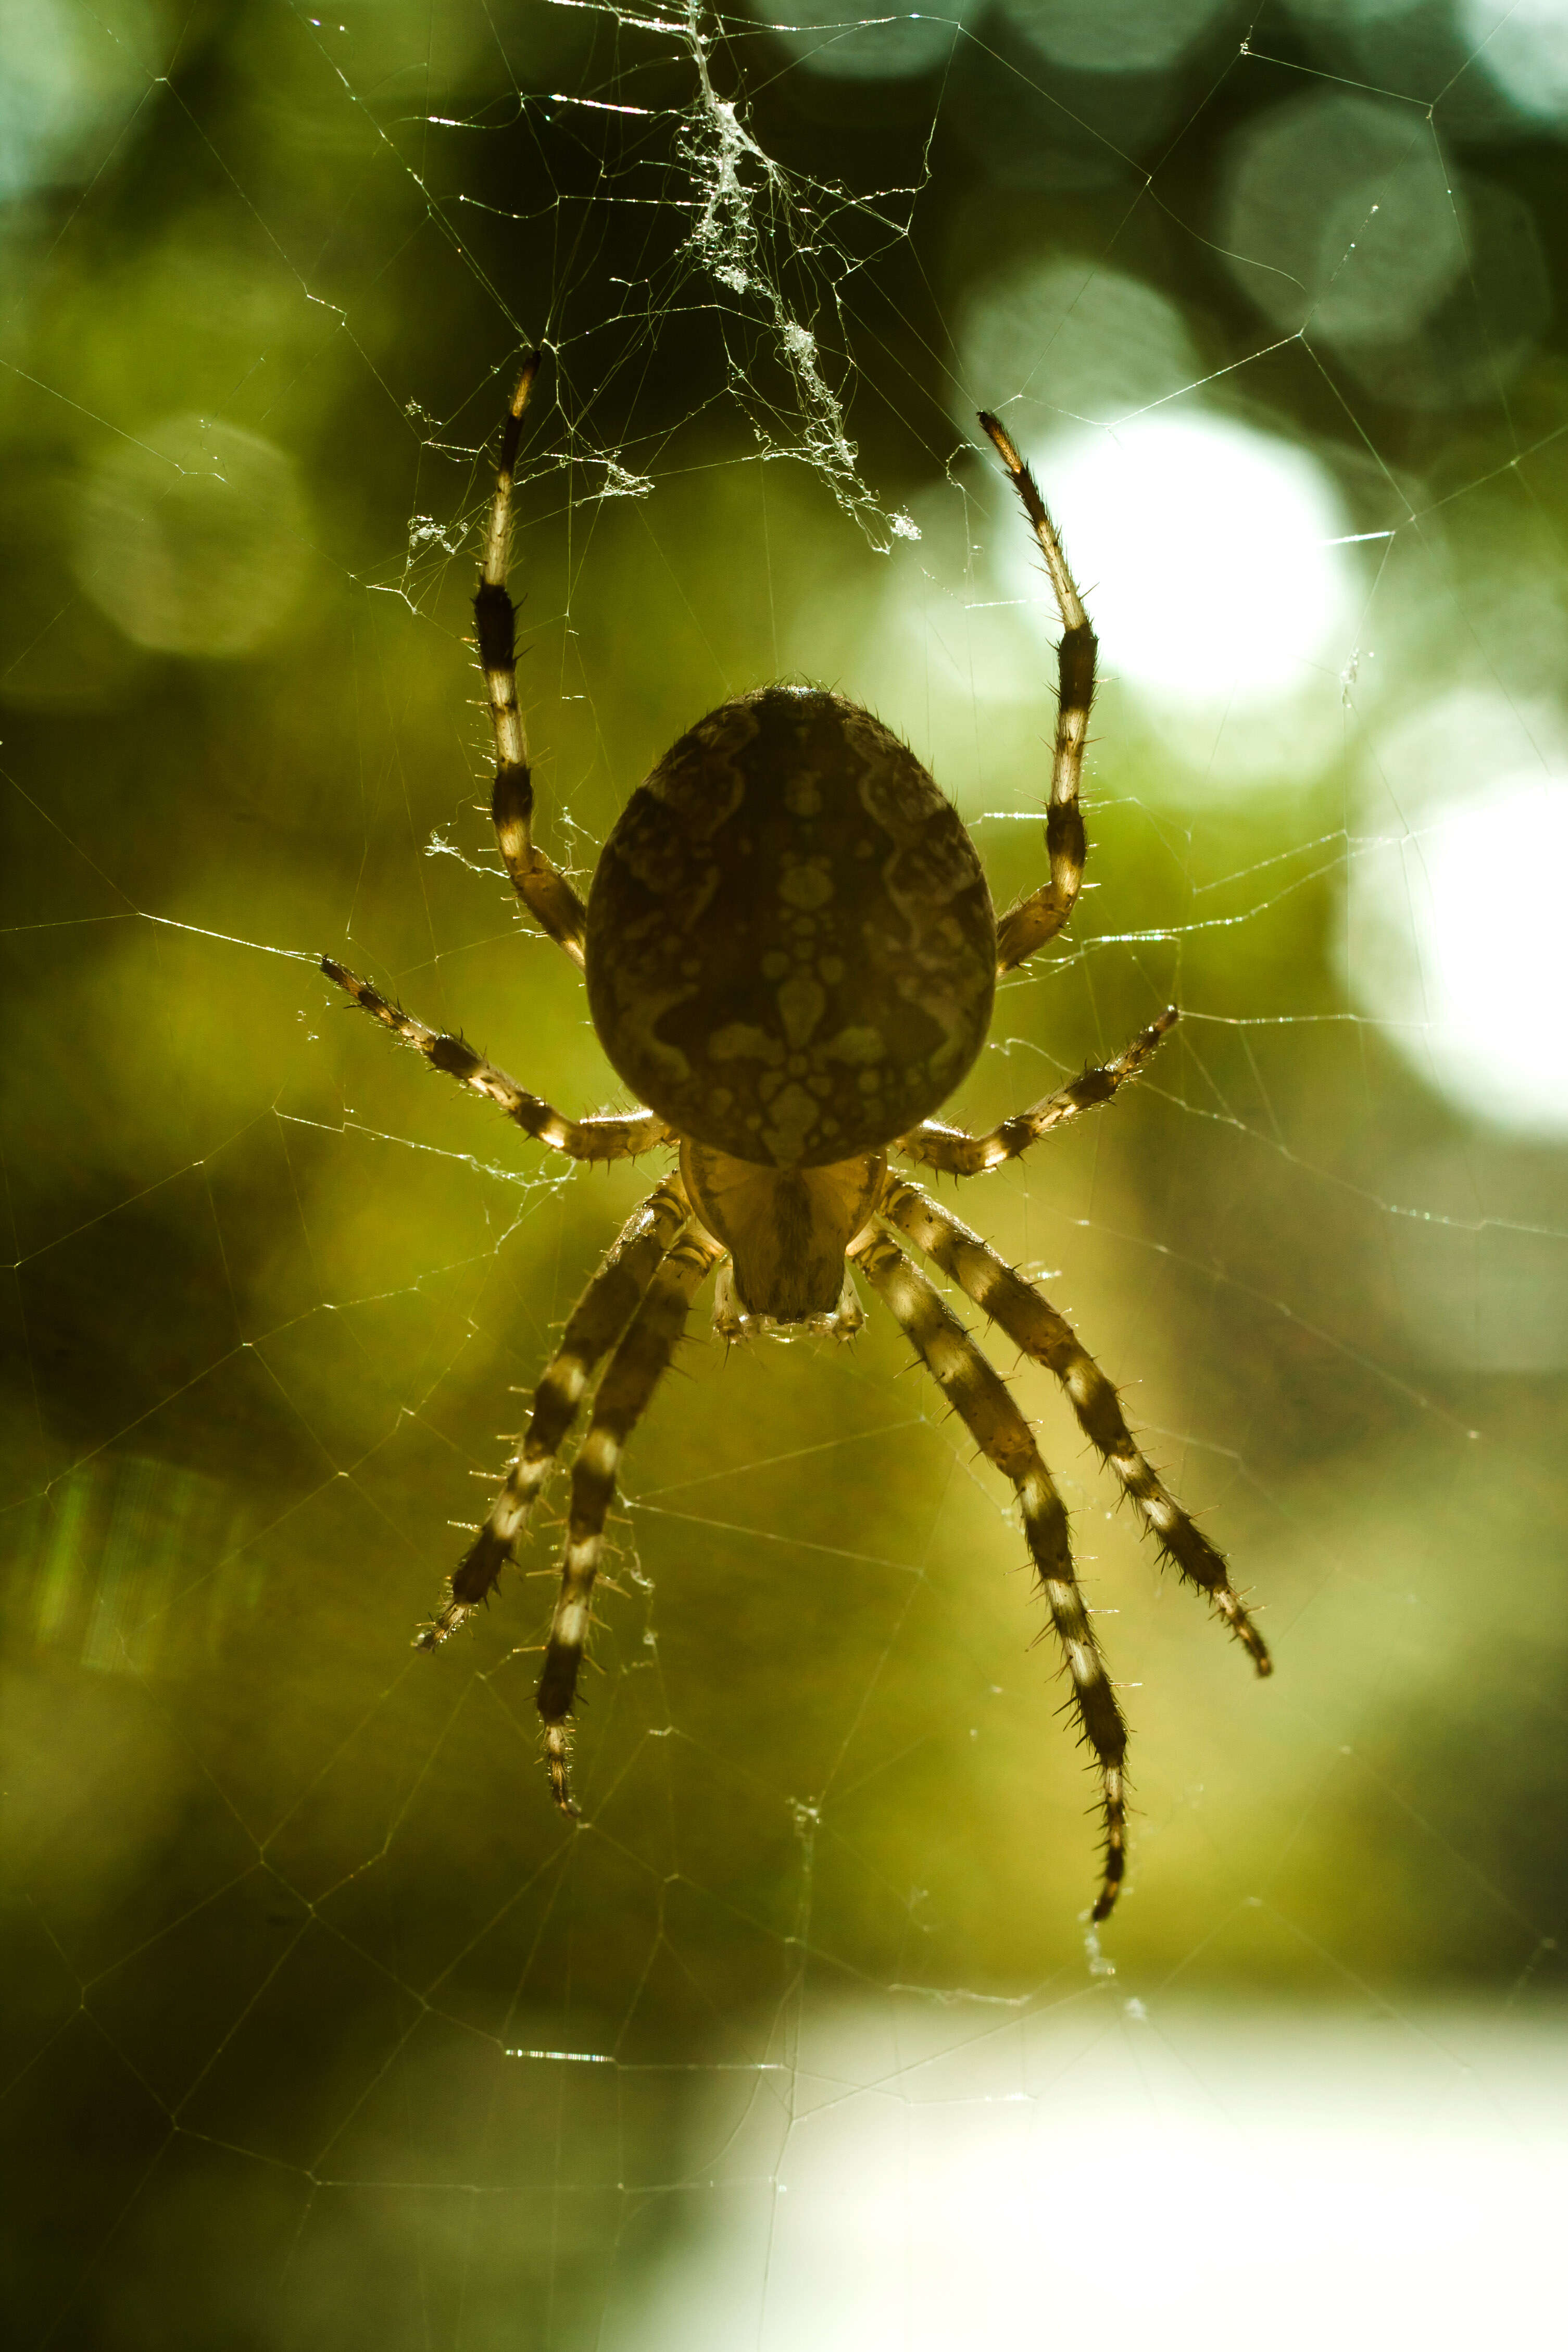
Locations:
321;353;1271;1921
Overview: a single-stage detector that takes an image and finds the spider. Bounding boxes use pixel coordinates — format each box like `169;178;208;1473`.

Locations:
321;353;1271;1921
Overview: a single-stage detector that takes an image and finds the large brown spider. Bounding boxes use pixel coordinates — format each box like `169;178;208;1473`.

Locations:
322;354;1271;1920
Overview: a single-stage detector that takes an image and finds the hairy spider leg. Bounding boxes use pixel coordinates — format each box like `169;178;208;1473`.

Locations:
883;1177;1272;1675
474;351;589;966
538;1219;725;1811
980;410;1095;979
849;1222;1130;1918
900;1006;1177;1177
417;1178;693;1649
320;958;670;1161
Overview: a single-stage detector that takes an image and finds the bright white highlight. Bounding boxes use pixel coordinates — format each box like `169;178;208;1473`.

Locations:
996;412;1354;714
1461;0;1568;127
635;2005;1568;2351
1346;753;1568;1137
0;0;166;199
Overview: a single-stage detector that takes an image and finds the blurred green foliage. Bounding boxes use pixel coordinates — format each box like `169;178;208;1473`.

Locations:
4;2;1568;2344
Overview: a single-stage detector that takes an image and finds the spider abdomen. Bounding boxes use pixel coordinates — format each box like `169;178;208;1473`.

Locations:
584;686;996;1167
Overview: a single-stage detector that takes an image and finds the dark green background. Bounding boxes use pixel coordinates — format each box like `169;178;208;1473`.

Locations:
4;2;1567;2343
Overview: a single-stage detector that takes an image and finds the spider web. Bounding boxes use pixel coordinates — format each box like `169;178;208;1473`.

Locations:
4;1;1568;2344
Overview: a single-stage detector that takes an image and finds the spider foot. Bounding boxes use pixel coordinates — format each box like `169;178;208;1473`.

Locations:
413;1591;482;1651
413;1605;464;1653
414;1525;510;1650
1205;1577;1272;1677
1090;1862;1124;1925
1189;1543;1278;1674
1089;1767;1128;1923
542;1720;581;1817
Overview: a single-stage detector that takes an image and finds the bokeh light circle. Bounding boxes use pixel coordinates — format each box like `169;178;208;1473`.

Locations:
1346;754;1568;1137
74;416;309;660
1460;0;1568;127
757;0;979;80
959;257;1201;429
0;0;168;199
1219;91;1462;344
998;0;1234;73
992;410;1354;714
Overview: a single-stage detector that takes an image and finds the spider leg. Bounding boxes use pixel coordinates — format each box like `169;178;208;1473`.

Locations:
416;1176;692;1649
883;1176;1272;1675
320;957;671;1161
537;1219;724;1812
849;1220;1130;1921
899;1007;1176;1177
474;353;589;968
980;410;1094;979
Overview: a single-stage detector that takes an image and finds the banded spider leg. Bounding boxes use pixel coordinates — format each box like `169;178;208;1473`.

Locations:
848;1218;1131;1919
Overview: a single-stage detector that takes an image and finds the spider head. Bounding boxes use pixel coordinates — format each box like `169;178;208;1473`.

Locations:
679;1139;883;1323
584;687;996;1168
